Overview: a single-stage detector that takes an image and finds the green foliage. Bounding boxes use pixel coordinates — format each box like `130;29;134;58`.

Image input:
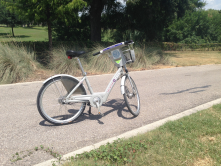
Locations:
166;9;221;44
11;0;87;23
1;0;210;43
162;42;221;51
112;0;205;42
53;0;123;41
52;18;90;41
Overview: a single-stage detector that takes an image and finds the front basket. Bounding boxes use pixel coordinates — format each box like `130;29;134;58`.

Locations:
122;48;135;64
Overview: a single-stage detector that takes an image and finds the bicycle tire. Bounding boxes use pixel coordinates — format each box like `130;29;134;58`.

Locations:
123;76;140;116
37;76;87;125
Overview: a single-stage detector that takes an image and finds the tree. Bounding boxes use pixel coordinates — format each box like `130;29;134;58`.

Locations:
112;0;206;42
89;0;105;41
53;0;123;42
166;9;221;44
81;0;123;41
1;0;22;36
7;0;86;51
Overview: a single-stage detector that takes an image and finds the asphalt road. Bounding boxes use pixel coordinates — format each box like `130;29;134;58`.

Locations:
1;65;221;165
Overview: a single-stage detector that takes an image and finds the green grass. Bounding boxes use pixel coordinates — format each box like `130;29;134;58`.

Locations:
62;104;221;166
0;26;48;41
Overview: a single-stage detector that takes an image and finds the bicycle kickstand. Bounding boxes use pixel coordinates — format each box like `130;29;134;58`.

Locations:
87;103;92;115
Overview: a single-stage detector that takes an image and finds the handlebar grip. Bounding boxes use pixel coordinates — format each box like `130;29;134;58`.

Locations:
93;51;100;56
124;40;133;45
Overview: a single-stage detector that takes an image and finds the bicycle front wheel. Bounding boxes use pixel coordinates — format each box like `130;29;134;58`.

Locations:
37;76;86;125
123;75;140;116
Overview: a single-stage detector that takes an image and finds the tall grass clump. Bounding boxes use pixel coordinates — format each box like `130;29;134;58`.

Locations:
128;43;170;69
86;44;117;74
50;44;117;76
49;43;170;76
49;45;89;76
0;42;38;84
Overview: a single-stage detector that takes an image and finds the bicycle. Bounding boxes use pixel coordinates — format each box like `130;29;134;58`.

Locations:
37;40;140;125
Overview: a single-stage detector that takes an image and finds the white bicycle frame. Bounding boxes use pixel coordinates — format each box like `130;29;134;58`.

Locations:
64;65;125;105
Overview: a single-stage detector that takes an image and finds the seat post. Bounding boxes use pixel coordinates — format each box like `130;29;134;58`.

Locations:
76;58;87;76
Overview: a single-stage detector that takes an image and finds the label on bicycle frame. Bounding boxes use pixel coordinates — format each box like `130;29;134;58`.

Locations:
106;72;121;92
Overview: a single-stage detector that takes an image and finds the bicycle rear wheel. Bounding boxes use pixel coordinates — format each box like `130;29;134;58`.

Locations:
123;75;140;116
37;76;86;125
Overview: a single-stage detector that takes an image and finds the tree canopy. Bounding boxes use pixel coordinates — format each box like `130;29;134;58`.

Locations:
2;0;221;45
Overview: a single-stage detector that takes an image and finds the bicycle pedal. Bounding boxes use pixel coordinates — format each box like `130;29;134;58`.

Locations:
98;112;104;117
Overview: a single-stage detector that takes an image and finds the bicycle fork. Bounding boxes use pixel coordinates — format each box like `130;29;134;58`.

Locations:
126;73;137;96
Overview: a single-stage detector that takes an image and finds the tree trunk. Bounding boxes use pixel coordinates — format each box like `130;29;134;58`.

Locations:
90;0;105;41
46;6;52;52
47;21;52;52
11;25;14;37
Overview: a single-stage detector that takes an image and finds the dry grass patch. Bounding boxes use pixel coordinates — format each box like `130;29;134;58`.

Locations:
192;157;214;166
166;51;221;66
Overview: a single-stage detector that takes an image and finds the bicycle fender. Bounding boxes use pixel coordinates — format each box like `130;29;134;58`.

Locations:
43;74;80;85
120;75;126;95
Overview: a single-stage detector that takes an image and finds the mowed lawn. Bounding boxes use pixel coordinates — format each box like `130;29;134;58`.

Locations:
0;26;48;41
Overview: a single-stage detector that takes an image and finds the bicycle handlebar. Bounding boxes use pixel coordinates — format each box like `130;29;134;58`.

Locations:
93;40;134;56
93;51;100;56
124;40;133;45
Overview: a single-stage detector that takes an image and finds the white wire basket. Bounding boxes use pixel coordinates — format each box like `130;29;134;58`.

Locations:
121;45;136;64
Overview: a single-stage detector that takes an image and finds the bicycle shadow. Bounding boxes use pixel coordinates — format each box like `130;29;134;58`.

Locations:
39;98;136;126
160;85;211;95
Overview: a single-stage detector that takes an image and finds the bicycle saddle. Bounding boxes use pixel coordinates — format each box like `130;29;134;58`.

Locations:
66;50;85;57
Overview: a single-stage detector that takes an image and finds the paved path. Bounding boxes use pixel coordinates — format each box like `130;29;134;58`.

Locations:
1;65;221;165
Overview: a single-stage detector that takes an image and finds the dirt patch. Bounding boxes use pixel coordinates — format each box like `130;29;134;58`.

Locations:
193;157;214;166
